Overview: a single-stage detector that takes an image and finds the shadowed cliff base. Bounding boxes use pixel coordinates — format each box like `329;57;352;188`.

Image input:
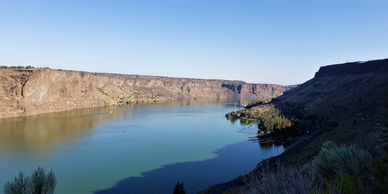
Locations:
94;141;283;194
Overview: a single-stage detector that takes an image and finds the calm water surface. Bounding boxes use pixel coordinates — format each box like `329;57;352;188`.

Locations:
0;101;283;194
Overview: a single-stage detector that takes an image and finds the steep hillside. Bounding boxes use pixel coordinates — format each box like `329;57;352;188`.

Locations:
203;58;388;193
0;67;290;119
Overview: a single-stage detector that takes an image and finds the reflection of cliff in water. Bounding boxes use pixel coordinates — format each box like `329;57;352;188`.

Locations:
157;97;242;106
0;106;131;153
0;98;248;154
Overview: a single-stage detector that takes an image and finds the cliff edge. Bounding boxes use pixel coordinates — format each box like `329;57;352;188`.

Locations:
0;68;290;119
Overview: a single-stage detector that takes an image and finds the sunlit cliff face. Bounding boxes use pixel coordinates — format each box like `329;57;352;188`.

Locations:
0;68;290;119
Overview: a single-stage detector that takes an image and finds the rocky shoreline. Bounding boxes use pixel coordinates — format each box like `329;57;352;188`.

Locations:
225;102;299;145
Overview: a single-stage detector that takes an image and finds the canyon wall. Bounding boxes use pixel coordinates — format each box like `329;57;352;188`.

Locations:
0;68;290;119
202;58;388;193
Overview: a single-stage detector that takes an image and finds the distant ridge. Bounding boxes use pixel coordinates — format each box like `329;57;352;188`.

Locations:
315;58;388;77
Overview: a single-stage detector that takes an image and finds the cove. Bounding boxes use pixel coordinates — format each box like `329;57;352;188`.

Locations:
0;101;284;194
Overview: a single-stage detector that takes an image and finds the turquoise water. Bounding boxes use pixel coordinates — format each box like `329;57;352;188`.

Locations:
0;102;283;194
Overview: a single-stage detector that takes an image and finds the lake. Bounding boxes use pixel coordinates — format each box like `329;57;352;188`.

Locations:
0;101;284;194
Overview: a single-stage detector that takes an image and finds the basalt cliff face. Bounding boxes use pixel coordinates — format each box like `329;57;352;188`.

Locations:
275;58;388;137
202;58;388;194
0;68;290;119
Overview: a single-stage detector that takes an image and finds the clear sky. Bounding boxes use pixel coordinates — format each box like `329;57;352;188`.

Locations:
0;0;387;85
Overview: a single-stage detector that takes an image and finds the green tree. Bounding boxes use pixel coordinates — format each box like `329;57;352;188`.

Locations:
3;173;31;194
4;167;56;194
31;167;56;194
173;181;186;194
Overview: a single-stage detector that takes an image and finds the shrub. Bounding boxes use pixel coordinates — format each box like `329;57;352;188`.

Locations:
3;173;31;194
339;173;363;194
376;146;388;192
242;139;388;194
304;141;378;193
324;173;364;194
243;138;387;194
4;167;56;194
305;141;373;182
357;132;386;159
382;175;388;193
31;167;56;194
244;162;323;194
0;66;33;69
173;182;185;194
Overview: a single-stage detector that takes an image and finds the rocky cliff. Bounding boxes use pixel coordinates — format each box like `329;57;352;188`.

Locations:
202;58;388;194
0;68;290;119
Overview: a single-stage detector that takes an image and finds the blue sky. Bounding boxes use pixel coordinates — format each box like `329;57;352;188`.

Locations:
0;0;387;85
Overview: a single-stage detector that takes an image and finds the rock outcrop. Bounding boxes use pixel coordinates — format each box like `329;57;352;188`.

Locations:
0;68;290;119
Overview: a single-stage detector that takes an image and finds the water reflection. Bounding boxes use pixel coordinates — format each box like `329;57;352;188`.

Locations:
0;98;242;154
0;99;280;194
0;98;243;154
0;106;130;154
155;97;243;107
